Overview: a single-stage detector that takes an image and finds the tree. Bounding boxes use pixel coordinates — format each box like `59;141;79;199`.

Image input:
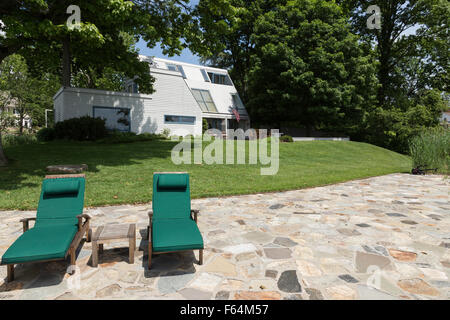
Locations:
0;54;33;134
0;1;196;93
0;92;15;166
194;0;285;103
246;0;378;135
339;0;449;151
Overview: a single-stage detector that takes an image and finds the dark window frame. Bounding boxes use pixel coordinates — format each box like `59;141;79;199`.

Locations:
164;115;196;125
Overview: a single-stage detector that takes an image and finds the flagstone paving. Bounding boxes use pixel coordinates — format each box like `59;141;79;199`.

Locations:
0;173;449;300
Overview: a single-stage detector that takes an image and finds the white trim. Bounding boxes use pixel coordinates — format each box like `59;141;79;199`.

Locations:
53;86;153;100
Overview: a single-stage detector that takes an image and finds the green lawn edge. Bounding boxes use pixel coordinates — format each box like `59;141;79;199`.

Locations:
0;140;411;210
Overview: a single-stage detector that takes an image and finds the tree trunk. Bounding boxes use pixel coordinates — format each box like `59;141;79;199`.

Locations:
62;37;72;87
0;132;7;166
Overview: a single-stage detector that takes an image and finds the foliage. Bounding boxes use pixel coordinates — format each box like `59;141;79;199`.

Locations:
0;54;59;129
363;89;447;152
247;0;378;136
409;128;449;173
54;116;107;141
280;135;293;143
194;0;283;103
339;0;449;152
161;128;171;139
0;1;197;92
36;127;56;142
202;118;209;134
1;133;37;147
97;130;164;144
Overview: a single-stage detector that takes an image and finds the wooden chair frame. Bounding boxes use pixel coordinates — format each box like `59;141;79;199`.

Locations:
2;174;91;282
147;209;203;269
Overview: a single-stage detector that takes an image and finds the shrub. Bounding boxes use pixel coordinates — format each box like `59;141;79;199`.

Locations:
280;135;294;142
97;130;161;144
36;127;56;141
202;118;209;134
2;134;37;146
161;128;171;139
54;116;107;141
409;128;449;173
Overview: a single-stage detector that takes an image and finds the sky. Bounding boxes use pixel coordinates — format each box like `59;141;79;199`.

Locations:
135;38;202;65
135;0;201;65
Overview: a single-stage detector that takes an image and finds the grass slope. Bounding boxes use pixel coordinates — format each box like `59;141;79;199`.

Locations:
0;140;411;210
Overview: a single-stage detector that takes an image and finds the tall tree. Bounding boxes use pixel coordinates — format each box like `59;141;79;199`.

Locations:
0;0;195;92
339;0;449;151
0;0;196;166
246;0;378;135
194;0;285;103
337;0;448;106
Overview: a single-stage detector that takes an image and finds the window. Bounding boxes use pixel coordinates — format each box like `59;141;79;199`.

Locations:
191;89;218;113
167;64;187;79
166;64;178;71
232;94;245;111
93;106;131;132
200;69;210;82
207;72;232;85
126;82;138;93
164;115;196;124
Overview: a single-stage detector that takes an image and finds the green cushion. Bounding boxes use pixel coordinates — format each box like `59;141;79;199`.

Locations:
37;177;85;223
44;180;80;196
157;174;187;190
1;224;78;264
152;219;203;253
153;174;190;220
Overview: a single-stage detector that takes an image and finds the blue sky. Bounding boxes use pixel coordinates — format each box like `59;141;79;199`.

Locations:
135;0;201;65
136;38;202;65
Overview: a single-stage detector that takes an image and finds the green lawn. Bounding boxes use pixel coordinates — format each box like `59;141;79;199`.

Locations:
0;139;411;210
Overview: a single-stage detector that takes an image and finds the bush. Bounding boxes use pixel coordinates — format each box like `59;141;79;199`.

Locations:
280;135;294;142
2;134;37;146
97;130;162;144
161;128;171;139
36;127;56;141
409;128;449;173
54;116;108;141
202;118;209;134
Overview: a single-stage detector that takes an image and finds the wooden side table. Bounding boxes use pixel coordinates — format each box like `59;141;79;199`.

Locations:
91;224;136;267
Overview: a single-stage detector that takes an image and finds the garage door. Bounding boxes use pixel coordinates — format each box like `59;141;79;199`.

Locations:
93;106;131;132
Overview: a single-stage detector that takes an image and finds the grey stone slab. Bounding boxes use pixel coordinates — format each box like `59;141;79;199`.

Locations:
157;271;196;295
264;248;292;259
278;270;301;293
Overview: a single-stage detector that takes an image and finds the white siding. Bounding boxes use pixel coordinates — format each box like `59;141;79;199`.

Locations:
53;76;202;136
149;56;249;118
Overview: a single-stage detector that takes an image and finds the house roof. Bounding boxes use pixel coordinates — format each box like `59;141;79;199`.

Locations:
139;55;248;119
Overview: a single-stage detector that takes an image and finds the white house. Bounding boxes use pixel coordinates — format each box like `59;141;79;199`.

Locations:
53;56;250;137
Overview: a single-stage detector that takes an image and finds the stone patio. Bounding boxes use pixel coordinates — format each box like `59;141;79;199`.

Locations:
0;173;449;300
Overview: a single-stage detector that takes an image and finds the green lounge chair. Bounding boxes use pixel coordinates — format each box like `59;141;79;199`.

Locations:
147;172;204;269
1;174;91;282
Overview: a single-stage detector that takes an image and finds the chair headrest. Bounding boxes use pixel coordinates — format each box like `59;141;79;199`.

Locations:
44;180;80;196
157;174;187;190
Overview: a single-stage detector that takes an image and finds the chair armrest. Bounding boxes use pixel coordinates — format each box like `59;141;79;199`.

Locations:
191;209;199;223
76;214;91;230
20;217;36;232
